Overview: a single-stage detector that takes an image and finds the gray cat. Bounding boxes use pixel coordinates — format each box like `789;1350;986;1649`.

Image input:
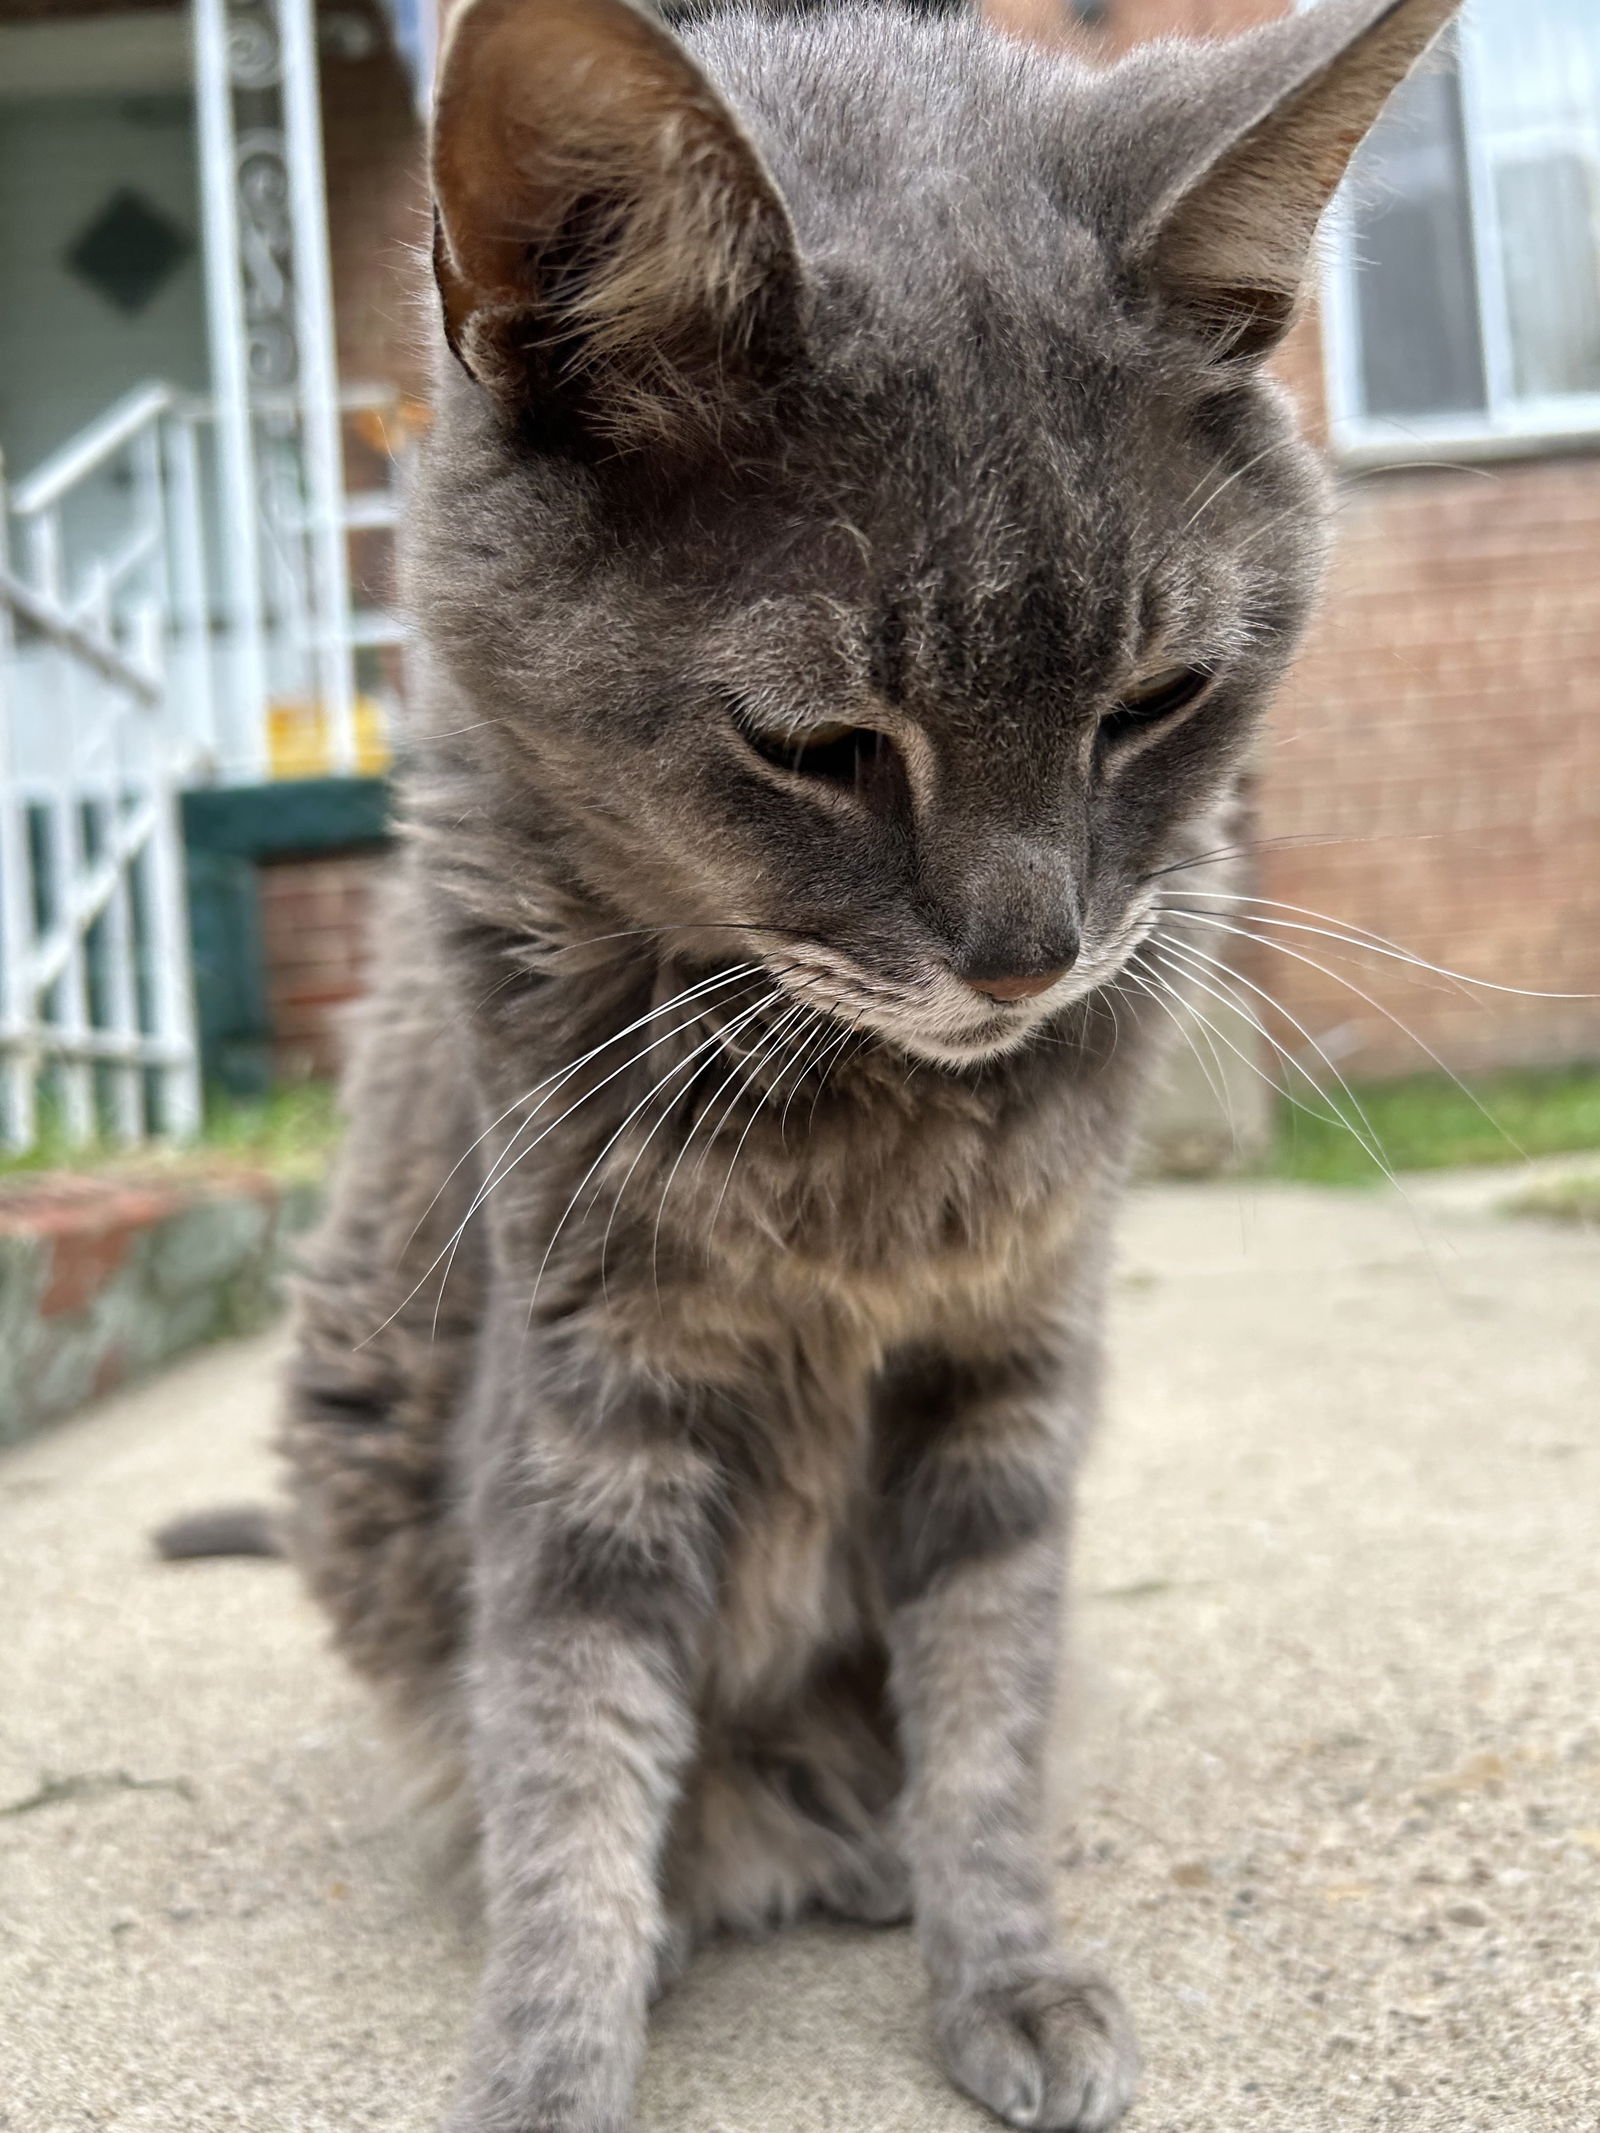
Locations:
270;1;1460;2126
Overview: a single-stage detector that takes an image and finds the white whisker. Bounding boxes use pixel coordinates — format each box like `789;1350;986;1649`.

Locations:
777;1011;847;1143
1162;894;1592;1002
595;1011;817;1294
362;965;766;1347
399;960;762;1266
465;964;768;1222
709;1006;830;1238
807;1009;872;1134
690;1000;813;1207
1176;439;1286;537
1138;946;1354;1142
531;989;783;1325
1159;890;1475;999
649;997;813;1292
1167;908;1530;1163
1144;828;1441;885
436;971;773;1334
1118;966;1238;1156
1152;934;1399;1185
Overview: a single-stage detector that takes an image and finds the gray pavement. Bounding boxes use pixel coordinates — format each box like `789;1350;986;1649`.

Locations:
2;1180;1597;2133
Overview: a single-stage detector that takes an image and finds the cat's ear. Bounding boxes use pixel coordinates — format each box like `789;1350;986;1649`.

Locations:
1140;0;1459;359
430;0;802;445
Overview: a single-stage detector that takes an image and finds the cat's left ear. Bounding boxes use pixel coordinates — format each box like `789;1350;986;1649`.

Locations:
430;0;802;447
1139;0;1460;359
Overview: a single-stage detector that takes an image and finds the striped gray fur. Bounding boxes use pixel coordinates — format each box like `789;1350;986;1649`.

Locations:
276;1;1462;2126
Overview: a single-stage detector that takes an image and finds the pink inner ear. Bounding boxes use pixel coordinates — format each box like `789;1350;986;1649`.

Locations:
1143;0;1461;358
430;0;800;428
432;0;675;305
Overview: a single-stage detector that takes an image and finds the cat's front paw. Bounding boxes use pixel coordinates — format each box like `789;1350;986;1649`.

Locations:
442;2111;620;2133
936;1969;1139;2132
441;2084;626;2133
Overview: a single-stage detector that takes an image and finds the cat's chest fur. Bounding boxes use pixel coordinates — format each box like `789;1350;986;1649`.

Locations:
462;956;1147;1714
577;1006;1134;1363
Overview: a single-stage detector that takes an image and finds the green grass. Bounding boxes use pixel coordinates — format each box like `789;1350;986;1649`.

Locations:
0;1080;342;1183
8;1065;1600;1195
190;1081;343;1176
1263;1065;1600;1185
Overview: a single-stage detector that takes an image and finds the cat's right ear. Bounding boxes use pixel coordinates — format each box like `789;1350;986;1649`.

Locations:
1137;0;1460;360
430;0;802;447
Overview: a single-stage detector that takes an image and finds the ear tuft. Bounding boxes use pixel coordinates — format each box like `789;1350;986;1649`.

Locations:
1141;0;1461;359
431;0;802;447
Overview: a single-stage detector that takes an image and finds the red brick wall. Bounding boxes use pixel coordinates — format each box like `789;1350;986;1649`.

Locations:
257;852;386;1082
321;6;430;401
1257;460;1600;1075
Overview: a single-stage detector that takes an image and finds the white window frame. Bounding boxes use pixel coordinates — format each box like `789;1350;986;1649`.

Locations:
1317;0;1600;465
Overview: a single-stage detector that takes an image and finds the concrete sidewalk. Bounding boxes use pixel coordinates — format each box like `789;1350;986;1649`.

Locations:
2;1181;1597;2133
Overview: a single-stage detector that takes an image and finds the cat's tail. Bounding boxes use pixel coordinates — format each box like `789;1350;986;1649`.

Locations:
152;1505;284;1561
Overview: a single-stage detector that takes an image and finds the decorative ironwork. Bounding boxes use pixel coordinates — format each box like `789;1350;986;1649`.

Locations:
196;0;359;781
226;0;282;90
1;387;204;1149
236;128;297;388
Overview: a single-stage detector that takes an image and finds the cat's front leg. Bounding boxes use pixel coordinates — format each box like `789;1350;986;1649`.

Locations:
444;1315;725;2133
878;1339;1139;2133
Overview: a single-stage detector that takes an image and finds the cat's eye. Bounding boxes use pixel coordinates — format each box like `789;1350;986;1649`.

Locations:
731;701;890;788
1099;664;1214;749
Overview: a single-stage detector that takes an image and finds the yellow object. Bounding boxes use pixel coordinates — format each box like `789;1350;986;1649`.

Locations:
267;695;392;779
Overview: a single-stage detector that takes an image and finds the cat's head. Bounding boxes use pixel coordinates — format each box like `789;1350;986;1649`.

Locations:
415;0;1457;1065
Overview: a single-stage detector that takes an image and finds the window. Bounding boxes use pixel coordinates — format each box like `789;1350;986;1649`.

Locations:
1322;0;1600;458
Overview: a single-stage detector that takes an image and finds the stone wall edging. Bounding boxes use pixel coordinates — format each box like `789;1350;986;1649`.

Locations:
0;1171;322;1447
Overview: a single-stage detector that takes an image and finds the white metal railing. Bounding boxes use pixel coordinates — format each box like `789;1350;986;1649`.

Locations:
0;378;410;1150
0;0;412;1152
6;381;410;790
0;412;202;1151
9;386;218;781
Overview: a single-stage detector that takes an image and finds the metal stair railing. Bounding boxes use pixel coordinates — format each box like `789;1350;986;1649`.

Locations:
0;377;412;1150
0;389;204;1151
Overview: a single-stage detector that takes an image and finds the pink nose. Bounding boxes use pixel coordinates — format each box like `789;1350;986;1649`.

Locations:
966;968;1071;1004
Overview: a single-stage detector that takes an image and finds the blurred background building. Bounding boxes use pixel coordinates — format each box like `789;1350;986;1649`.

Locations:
1;0;1597;1152
0;0;427;1133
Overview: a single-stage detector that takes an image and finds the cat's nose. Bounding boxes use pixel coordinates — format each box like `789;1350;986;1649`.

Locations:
943;838;1083;1003
964;959;1076;1003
